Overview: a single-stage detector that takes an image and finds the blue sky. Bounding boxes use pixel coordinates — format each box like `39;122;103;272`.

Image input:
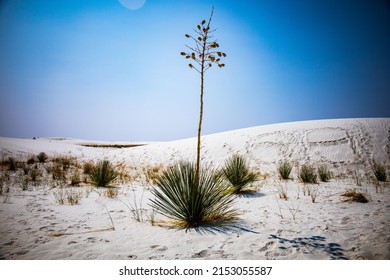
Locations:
1;0;389;141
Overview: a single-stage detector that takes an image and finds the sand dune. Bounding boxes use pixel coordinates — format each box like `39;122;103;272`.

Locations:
0;118;389;259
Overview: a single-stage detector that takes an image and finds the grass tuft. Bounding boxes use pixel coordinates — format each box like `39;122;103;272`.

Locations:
299;164;318;184
29;166;41;181
373;162;387;182
318;164;332;182
89;160;118;187
219;154;259;193
277;160;292;180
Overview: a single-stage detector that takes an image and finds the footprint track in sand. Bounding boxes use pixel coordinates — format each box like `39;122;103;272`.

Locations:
150;245;168;252
192;249;210;258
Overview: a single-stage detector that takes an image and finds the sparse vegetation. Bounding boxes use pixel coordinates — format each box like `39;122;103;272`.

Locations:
27;156;36;165
7;157;17;171
0;177;4;196
373;162;387;182
80;143;145;148
299;164;318;184
53;187;66;205
53;187;83;205
277;160;292;180
146;165;165;185
310;186;319;203
37;152;48;163
341;189;368;203
19;177;30;191
277;183;288;200
0;175;10;196
318;164;332;182
53;156;77;171
83;161;95;175
150;161;238;229
89;160;118;187
119;191;146;222
103;187;119;199
22;165;30;175
51;162;66;181
66;188;83;205
285;201;300;221
70;171;81;186
219;154;259;194
29;166;41;181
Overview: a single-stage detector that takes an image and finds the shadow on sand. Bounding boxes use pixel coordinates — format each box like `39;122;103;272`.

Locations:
186;219;261;235
269;234;348;259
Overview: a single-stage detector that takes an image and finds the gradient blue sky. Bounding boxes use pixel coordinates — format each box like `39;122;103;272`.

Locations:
1;0;389;141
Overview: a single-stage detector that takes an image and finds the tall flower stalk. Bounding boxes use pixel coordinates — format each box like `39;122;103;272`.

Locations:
180;7;226;185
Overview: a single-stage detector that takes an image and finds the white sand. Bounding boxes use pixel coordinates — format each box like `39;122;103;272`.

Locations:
0;118;389;260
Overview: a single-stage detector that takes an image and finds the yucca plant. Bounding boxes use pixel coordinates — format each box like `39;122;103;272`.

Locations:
150;161;238;229
277;160;292;180
37;152;48;163
298;164;318;184
219;154;259;193
373;162;387;182
89;160;118;187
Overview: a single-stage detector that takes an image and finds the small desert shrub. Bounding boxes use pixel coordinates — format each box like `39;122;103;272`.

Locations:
66;188;83;205
310;186;319;203
70;172;81;186
53;156;77;171
341;189;368;203
0;175;10;195
22;166;30;175
83;161;95;175
19;177;30;191
37;152;48;163
373;162;387;182
318;164;332;182
27;156;36;165
146;165;165;185
7;157;17;171
53;187;66;205
53;187;83;205
277;160;292;180
29;167;41;181
118;191;146;222
0;178;4;196
52;163;66;181
103;187;119;199
219;154;258;193
299;164;318;184
89;160;118;187
302;184;313;196
2;191;11;203
277;183;288;200
150;161;238;229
